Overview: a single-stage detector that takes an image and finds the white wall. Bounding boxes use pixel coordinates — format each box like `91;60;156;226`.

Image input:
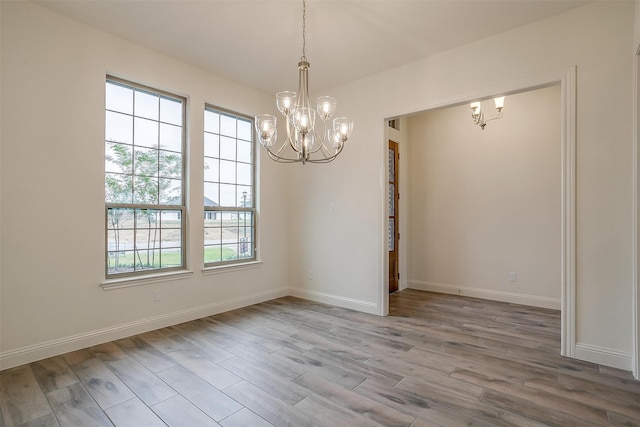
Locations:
0;2;291;369
405;86;561;308
289;1;635;369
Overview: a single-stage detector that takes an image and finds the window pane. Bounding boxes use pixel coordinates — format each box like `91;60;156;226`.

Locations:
204;245;222;263
160;97;182;126
204;183;219;206
106;142;132;174
159;123;182;152
134;117;159;148
220;184;236;206
106;111;133;145
136;228;160;252
134;147;159;177
222;244;238;261
159;179;181;204
220;136;236;161
237;119;252;141
389;218;395;252
237;140;252;163
160;228;181;249
237;163;252;186
136;249;160;270
107;208;134;230
135;209;158;228
237;186;251;207
135;90;159;120
389;184;395;216
134;176;158;204
204;158;219;182
161;249;182;268
204;133;220;158
106;82;133;114
220;114;236;137
204;110;219;133
159;150;182;179
108;250;136;273
220;160;236;184
204;226;222;243
105;174;133;204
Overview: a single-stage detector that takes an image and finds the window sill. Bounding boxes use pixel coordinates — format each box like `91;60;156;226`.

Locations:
101;270;194;290
202;260;263;275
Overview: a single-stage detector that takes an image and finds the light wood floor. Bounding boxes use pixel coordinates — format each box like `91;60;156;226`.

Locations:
1;289;638;427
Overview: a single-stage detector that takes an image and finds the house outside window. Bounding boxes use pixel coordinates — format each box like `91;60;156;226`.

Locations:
204;106;256;266
105;77;186;277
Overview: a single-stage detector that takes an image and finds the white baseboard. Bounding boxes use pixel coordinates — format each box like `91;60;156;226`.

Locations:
408;280;561;310
288;287;379;315
0;287;289;370
575;342;633;371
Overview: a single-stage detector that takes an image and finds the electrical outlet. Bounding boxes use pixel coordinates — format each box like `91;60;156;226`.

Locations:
328;203;335;214
153;289;162;302
509;272;517;282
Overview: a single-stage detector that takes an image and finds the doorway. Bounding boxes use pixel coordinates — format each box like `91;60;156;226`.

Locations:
389;140;399;293
381;68;576;359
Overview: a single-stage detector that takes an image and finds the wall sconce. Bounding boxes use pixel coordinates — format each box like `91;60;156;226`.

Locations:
470;96;505;129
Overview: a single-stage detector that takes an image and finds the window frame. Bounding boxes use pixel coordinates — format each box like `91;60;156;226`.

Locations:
104;76;187;279
203;104;257;267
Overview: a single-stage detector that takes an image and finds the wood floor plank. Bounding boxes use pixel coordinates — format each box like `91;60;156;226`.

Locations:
19;413;60;427
151;395;221;427
225;343;307;380
69;357;135;410
0;365;53;426
103;398;166;427
481;389;603;427
30;356;78;393
166;350;241;390
293;372;416;427
293;393;381;427
223;380;325;427
105;357;177;406
453;369;609;425
218;408;272;427
115;337;176;373
46;382;113;427
354;378;513;427
156;365;241;421
269;347;366;390
219;356;310;405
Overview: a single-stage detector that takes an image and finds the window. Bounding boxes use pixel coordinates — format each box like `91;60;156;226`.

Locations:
105;77;186;277
204;106;256;266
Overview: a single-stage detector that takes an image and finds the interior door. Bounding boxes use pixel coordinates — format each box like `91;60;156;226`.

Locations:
389;141;399;293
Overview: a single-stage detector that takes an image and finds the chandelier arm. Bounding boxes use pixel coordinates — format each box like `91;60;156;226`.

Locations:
266;149;302;163
482;111;504;125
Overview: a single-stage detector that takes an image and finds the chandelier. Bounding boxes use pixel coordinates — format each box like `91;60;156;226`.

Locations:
470;96;505;129
255;0;353;164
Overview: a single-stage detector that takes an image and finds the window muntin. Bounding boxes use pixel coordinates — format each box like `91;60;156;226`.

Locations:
105;77;186;277
204;107;256;266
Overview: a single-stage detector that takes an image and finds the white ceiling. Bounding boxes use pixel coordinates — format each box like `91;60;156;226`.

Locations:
34;0;591;94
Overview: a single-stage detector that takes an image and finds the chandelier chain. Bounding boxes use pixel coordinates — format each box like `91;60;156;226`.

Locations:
301;0;306;61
